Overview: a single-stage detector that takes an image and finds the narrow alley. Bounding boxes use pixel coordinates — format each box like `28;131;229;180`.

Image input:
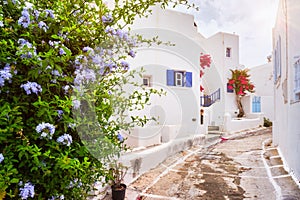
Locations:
125;128;300;200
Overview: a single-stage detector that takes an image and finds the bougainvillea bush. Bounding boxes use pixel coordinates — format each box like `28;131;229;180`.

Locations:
0;0;191;199
227;69;255;117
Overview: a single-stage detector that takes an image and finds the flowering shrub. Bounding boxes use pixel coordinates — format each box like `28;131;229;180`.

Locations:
227;69;255;117
200;53;211;69
199;53;212;92
0;0;192;199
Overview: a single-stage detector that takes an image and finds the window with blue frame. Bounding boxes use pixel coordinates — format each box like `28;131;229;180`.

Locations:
252;96;261;113
166;70;192;87
273;36;282;84
294;60;300;101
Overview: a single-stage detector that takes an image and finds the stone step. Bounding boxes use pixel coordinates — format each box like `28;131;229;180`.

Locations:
207;131;224;135
208;126;220;131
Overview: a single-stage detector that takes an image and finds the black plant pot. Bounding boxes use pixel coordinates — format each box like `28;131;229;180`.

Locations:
111;183;126;200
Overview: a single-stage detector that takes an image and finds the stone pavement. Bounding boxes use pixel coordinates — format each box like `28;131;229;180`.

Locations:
122;127;300;200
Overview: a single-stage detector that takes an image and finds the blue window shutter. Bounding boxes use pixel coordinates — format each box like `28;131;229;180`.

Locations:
252;96;261;113
167;70;174;86
185;72;192;87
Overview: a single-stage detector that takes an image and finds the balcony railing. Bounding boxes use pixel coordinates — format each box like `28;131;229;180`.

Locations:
200;88;221;107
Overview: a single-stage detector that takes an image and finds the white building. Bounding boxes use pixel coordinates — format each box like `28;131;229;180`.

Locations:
249;62;274;121
124;6;264;148
273;0;300;181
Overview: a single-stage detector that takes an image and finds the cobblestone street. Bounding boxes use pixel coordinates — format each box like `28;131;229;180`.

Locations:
125;128;300;200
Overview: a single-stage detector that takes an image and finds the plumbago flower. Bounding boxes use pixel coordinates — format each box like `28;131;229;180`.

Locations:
36;122;55;139
57;133;72;146
19;182;35;200
18;8;31;28
68;178;82;189
20;81;42;95
102;14;113;24
0;153;4;163
0;0;194;199
0;65;12;87
17;38;37;59
72;99;81;109
117;133;124;142
38;21;49;32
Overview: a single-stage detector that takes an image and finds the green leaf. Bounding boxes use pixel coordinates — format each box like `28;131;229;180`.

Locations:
10;178;19;184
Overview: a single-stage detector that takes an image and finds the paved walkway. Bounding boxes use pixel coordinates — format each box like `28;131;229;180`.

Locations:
125;128;300;200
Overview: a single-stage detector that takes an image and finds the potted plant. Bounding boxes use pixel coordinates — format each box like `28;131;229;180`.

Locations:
109;162;128;200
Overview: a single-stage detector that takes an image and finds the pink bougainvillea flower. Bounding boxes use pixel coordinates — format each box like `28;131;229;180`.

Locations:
200;54;211;69
228;79;235;85
200;85;205;92
240;80;248;85
238;75;245;81
200;70;204;78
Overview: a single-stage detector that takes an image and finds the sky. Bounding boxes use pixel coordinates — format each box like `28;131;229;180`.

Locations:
171;0;280;67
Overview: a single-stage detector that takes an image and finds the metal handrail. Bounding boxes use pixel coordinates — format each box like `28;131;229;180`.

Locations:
200;88;220;107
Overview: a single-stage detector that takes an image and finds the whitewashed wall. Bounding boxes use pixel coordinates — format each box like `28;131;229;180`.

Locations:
203;32;240;125
124;6;215;147
249;63;274;121
273;0;300;181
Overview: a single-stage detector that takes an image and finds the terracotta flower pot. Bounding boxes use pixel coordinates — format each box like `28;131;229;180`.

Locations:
111;183;126;200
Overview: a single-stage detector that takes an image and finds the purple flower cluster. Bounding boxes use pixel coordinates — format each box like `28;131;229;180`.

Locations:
48;40;70;56
58;31;69;42
33;10;40;20
74;55;86;67
68;178;82;188
18;38;33;48
18;8;31;28
62;85;70;94
0;153;4;163
72;99;81;110
105;27;129;39
56;133;72;146
17;38;37;59
17;5;54;30
105;26;137;47
36;122;55;139
117;133;124;142
50;69;62;83
82;46;94;54
0;64;12;87
19;182;35;200
0;21;4;27
128;49;136;58
101;14;113;24
45;9;55;19
48;40;60;47
74;68;96;86
59;48;66;55
38;21;49;32
120;61;129;70
57;110;63;118
20;81;42;95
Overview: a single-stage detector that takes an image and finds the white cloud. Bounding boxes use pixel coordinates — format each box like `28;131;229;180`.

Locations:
171;0;279;67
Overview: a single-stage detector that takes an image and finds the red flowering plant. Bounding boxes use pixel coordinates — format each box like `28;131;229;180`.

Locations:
199;53;212;91
227;69;255;117
200;53;211;69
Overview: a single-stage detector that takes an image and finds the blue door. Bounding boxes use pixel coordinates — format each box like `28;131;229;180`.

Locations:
252;96;261;113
